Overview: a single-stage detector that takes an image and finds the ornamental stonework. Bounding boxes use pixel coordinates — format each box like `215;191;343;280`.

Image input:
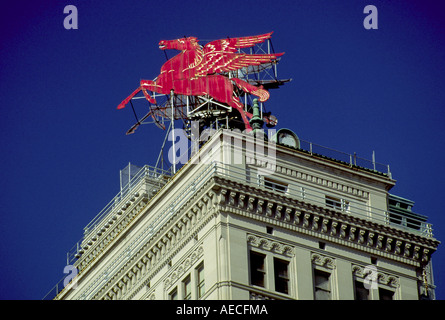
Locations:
311;252;336;270
247;234;294;257
215;183;438;267
273;164;369;200
163;246;204;290
352;264;399;288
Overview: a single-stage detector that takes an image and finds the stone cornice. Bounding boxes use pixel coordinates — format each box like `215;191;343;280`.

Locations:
213;176;439;268
74;188;151;272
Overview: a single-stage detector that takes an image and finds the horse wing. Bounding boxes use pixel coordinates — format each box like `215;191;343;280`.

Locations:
195;52;283;77
203;32;273;54
193;32;281;77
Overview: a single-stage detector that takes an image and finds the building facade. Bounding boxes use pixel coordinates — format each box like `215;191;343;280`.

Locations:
52;129;439;300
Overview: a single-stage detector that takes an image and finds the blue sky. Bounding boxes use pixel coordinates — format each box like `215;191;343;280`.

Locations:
0;0;444;300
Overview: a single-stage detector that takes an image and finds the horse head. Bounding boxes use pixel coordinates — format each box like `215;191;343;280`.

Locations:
158;37;199;51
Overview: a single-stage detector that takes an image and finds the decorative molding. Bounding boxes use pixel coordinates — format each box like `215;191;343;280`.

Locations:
249;291;276;300
367;232;375;247
273;164;370;200
352;264;399;288
330;221;338;237
163;245;204;290
213;182;438;268
75;189;151;271
311;252;336;270
321;218;329;233
247;234;294;257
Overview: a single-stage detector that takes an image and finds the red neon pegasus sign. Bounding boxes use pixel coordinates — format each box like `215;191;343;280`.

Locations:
117;32;283;131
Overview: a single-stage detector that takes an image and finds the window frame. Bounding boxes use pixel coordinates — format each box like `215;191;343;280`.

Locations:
196;263;205;299
274;257;290;295
354;280;370;300
249;250;267;288
258;175;288;194
313;269;332;300
379;287;395;300
183;274;191;300
169;287;178;300
325;195;350;212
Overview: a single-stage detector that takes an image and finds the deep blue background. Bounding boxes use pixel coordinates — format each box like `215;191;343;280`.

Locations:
0;0;444;300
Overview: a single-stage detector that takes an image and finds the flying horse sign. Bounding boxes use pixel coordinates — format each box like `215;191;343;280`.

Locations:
117;32;284;132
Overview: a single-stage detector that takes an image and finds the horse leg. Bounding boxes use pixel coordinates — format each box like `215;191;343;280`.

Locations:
231;78;270;102
204;76;253;131
117;80;158;110
230;97;253;132
117;86;142;109
140;80;160;104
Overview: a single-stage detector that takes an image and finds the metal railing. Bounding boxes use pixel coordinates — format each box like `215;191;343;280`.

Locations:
84;164;172;235
296;139;391;178
65;164;172;266
42;277;65;300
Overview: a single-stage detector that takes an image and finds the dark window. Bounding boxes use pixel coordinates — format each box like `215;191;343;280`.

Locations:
354;281;369;300
326;196;341;210
379;287;394;300
264;178;288;193
169;287;178;300
326;195;349;211
183;275;191;300
274;258;289;294
314;270;331;300
250;251;266;287
197;263;205;298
